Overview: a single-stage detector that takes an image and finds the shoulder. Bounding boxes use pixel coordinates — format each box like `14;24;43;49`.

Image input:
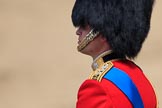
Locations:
77;60;135;108
89;61;114;82
89;60;141;82
77;61;117;108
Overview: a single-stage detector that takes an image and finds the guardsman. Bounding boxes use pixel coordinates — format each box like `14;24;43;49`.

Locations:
71;0;157;108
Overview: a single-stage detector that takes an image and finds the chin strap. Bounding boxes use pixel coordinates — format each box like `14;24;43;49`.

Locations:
77;29;99;51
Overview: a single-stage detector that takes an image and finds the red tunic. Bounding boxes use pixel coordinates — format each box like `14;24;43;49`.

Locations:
76;60;157;108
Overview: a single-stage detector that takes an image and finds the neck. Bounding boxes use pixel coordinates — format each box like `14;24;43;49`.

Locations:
93;50;113;62
91;50;125;70
91;48;112;60
91;50;112;70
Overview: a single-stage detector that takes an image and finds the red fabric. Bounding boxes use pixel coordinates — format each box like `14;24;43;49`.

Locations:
113;60;157;108
77;80;114;108
76;60;157;108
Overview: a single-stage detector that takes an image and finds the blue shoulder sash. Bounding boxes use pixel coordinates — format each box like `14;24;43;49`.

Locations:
104;67;144;108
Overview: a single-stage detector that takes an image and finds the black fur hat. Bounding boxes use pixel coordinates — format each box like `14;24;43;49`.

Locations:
71;0;154;59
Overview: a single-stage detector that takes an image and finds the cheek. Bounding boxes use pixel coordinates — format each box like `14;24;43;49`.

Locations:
86;40;98;50
90;38;102;49
79;32;87;40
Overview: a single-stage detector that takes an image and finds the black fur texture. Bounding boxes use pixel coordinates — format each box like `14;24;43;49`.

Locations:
71;0;154;59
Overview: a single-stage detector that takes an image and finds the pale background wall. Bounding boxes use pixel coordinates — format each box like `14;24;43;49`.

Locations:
0;0;161;108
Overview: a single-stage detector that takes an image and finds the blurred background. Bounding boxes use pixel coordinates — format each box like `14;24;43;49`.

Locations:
0;0;161;108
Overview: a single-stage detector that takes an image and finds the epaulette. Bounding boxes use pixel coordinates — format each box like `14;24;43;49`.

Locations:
89;61;113;82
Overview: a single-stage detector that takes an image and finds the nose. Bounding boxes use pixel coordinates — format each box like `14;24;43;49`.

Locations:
76;27;82;36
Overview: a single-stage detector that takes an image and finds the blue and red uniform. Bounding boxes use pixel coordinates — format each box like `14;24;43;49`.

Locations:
76;52;157;108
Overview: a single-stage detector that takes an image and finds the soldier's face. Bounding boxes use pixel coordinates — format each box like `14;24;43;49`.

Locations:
76;25;91;45
76;25;104;57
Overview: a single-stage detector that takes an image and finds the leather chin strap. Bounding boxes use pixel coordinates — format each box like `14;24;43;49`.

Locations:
77;29;99;51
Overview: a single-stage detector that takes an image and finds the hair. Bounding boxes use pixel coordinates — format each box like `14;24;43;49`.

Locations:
71;0;154;59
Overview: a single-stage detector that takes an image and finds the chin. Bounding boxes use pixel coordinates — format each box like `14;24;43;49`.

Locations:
79;48;93;56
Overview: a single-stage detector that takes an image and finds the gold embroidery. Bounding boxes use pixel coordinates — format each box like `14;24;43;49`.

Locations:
89;61;113;82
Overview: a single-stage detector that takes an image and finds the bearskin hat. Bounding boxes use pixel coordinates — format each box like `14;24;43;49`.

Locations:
71;0;154;59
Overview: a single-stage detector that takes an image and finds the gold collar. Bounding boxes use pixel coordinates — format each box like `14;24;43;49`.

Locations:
91;50;113;71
